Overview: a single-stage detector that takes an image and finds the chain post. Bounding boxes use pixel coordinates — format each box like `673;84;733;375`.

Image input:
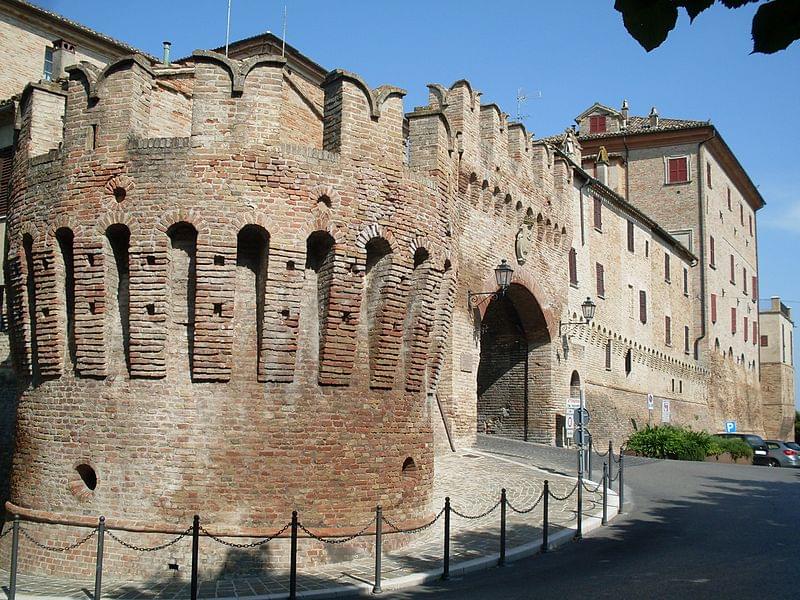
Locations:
602;463;608;526
541;481;549;554
190;515;199;600
499;489;506;567
608;440;614;481
372;506;382;594
94;516;105;600
290;511;298;600
619;447;625;514
442;497;450;580
587;437;593;481
9;515;19;600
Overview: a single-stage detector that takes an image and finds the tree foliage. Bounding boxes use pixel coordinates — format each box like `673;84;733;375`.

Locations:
614;0;800;54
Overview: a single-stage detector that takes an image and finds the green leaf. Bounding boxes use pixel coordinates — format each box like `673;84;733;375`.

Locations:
679;0;715;21
752;0;800;54
615;0;679;51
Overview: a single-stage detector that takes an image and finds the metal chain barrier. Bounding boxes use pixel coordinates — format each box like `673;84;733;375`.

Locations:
21;526;97;552
582;480;603;493
450;498;501;520
105;526;192;552
593;447;609;457
609;469;621;482
298;516;376;545
506;490;545;514
0;526;11;540
200;522;291;548
548;480;579;502
611;452;622;464
382;507;445;535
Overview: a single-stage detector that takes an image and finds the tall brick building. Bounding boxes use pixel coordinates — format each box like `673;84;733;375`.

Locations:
0;1;794;579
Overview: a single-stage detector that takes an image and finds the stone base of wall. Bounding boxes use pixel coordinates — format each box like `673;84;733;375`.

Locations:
761;362;796;441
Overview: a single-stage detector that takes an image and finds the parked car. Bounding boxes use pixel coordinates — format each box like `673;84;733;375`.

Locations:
765;440;800;468
716;433;770;466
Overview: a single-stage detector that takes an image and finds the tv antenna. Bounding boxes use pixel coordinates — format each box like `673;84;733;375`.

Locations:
515;87;542;123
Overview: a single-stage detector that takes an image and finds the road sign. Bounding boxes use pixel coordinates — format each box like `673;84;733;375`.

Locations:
725;420;737;433
573;407;590;426
565;398;581;438
647;393;654;411
574;428;591;446
662;399;671;423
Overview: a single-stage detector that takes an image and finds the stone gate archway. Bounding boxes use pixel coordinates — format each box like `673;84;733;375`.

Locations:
476;283;552;442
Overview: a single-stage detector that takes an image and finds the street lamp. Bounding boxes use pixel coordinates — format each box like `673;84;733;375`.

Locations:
559;297;596;336
468;259;514;307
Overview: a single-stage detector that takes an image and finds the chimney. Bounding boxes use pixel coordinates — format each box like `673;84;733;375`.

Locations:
596;145;609;186
162;41;172;66
51;39;76;79
621;99;629;126
649;106;659;128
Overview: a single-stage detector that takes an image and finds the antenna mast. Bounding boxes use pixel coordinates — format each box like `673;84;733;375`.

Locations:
225;0;232;57
281;4;287;57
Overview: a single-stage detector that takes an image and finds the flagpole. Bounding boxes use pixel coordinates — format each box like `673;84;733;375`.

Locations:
225;0;232;57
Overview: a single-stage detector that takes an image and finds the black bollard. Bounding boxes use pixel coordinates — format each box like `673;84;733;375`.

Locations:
442;497;451;580
94;516;105;600
588;437;593;481
619;448;625;514
499;489;506;567
190;515;200;600
290;511;298;600
9;515;19;600
541;481;549;554
602;463;608;526
608;440;614;481
372;506;382;594
576;476;583;540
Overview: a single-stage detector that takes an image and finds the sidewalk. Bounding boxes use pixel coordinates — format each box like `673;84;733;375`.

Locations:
0;447;618;599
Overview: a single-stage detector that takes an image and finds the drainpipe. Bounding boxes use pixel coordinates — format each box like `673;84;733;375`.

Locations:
162;41;171;66
579;177;591;247
695;130;716;362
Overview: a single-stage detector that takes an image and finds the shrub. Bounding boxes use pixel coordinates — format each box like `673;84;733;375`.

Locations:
626;425;743;461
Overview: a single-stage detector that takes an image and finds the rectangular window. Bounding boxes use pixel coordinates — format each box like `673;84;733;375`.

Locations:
593;197;602;230
684;325;690;354
743;268;747;293
729;254;735;284
43;46;54;81
753;321;758;346
664;254;671;282
589;115;607;134
760;334;768;347
744;316;749;342
683;268;689;296
740;204;744;226
710;293;717;323
727;187;731;211
569;248;578;286
627;221;634;252
667;157;689;184
706;162;712;187
639;290;647;324
749;215;753;236
605;340;612;370
709;236;715;267
752;275;757;302
731;307;737;335
679;380;683;394
645;240;650;257
665;316;672;346
596;263;605;298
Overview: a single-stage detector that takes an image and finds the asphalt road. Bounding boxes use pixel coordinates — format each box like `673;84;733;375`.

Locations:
390;435;800;599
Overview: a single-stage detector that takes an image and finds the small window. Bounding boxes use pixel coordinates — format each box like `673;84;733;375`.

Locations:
589;115;607;134
596;262;605;298
727;187;731;211
671;379;675;392
748;215;753;236
639;290;647;324
744;316;749;342
739;204;744;226
706;162;712;188
679;380;683;393
627;221;634;252
731;307;737;335
593;197;603;230
683;268;689;296
753;322;758;346
664;254;671;283
43;46;54;81
743;268;747;293
568;248;578;286
605;340;612;370
625;349;633;375
684;325;690;354
710;293;717;323
76;464;97;491
751;276;757;302
729;255;735;284
667;157;689;184
709;236;715;268
665;316;672;346
645;240;650;257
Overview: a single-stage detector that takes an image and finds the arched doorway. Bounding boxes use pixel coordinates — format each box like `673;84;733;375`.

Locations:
476;283;552;442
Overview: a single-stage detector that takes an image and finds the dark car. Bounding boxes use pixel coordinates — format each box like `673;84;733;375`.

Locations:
716;433;770;466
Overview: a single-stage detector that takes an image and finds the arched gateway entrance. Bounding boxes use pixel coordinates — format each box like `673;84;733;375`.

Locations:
476;283;553;443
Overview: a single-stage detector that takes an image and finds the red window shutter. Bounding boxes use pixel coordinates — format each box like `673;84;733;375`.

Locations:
665;316;671;345
668;159;679;183
684;326;690;353
752;276;757;302
593;197;602;229
596;263;605;297
712;295;718;322
731;307;737;334
569;248;577;285
749;215;753;236
639;290;647;324
590;115;607;134
709;236;715;267
0;147;12;217
730;255;735;283
753;322;758;346
744;316;748;342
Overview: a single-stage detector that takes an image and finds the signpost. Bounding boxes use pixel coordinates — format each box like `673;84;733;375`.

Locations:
725;420;737;433
647;393;654;411
661;399;671;423
565;398;581;440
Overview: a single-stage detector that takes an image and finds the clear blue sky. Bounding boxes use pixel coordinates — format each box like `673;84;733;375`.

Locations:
40;0;800;404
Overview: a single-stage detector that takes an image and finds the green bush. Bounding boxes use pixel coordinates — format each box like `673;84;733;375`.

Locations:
626;425;749;461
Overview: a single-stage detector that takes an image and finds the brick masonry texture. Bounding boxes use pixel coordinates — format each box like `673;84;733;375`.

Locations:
0;41;789;580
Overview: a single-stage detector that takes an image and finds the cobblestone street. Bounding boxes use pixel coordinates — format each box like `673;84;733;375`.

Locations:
0;447;613;599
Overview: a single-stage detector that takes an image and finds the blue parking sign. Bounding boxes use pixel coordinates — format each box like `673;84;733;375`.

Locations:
725;421;737;433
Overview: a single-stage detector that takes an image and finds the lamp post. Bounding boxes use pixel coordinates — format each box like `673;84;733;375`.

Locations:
468;259;514;306
558;297;596;336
